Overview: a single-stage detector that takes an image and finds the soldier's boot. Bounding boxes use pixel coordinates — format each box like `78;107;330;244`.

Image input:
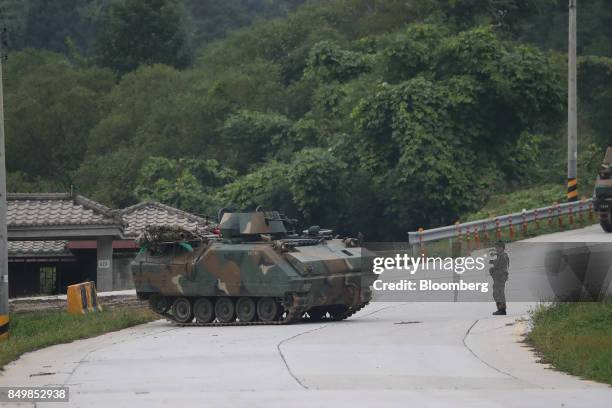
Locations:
492;302;507;315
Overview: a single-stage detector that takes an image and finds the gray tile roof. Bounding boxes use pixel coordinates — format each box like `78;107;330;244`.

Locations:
120;201;214;237
8;240;70;256
8;193;123;227
7;195;213;255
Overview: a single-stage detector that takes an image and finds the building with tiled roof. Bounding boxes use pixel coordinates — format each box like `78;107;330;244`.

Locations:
120;201;212;238
8;240;70;257
7;194;212;298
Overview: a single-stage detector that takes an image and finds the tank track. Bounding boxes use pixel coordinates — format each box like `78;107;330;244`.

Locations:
153;298;370;327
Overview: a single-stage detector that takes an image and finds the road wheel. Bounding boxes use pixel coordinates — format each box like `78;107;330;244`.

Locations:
172;297;194;323
148;294;170;314
257;297;279;322
194;298;215;323
215;297;236;323
236;297;257;322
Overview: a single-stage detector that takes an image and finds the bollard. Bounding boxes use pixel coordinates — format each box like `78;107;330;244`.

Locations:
0;314;7;341
67;282;102;315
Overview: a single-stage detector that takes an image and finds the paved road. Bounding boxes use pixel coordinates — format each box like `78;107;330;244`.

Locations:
525;223;611;242
1;302;610;408
2;225;611;407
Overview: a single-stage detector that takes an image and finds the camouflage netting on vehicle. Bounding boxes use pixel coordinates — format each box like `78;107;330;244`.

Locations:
137;225;212;252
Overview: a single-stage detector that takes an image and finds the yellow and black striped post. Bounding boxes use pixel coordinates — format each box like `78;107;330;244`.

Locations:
567;178;578;201
0;314;8;341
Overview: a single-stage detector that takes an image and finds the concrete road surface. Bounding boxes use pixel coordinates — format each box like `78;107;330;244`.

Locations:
1;302;610;408
2;226;611;407
525;223;611;242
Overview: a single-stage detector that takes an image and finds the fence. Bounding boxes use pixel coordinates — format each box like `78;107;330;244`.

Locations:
407;198;595;254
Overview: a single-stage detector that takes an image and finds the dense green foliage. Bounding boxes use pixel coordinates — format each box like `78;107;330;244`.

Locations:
1;0;612;238
528;302;612;385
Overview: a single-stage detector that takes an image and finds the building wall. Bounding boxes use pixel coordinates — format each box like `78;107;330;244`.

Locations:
8;250;137;297
8;258;90;298
113;252;136;290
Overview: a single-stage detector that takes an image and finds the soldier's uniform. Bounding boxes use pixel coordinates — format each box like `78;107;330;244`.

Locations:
490;244;509;315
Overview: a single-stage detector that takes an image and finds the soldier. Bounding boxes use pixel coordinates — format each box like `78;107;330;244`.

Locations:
489;241;509;315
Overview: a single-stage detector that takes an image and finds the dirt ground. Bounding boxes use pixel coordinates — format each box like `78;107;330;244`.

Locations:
9;295;147;314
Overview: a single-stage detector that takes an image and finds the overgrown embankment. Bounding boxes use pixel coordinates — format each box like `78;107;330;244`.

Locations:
528;302;612;385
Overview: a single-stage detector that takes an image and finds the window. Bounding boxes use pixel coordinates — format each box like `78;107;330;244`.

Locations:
39;266;57;295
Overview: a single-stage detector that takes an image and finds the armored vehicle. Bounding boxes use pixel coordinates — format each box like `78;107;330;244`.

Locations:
132;210;376;326
594;147;612;232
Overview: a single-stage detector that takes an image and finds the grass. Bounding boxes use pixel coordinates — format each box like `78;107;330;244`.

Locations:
527;302;612;385
0;308;158;369
463;183;594;221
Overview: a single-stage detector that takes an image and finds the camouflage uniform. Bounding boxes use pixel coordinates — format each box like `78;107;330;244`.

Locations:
490;247;509;315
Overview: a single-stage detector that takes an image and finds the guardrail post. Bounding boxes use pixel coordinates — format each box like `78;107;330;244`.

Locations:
521;209;528;235
588;200;594;221
568;205;574;224
482;222;489;245
466;225;472;253
556;202;563;227
547;207;553;226
534;208;540;229
579;198;584;222
474;225;480;249
495;218;501;241
418;227;426;257
508;215;514;240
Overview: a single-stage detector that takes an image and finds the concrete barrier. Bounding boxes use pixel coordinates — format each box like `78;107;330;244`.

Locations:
67;282;102;314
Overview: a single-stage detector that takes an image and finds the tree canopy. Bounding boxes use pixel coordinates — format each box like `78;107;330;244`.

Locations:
2;0;611;239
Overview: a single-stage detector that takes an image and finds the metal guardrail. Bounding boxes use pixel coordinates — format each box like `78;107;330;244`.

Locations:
408;198;594;244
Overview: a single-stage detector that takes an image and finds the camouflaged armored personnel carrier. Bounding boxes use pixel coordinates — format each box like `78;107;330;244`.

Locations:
594;147;612;232
132;210;376;325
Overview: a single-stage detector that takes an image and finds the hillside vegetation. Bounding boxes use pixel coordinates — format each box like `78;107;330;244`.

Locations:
1;0;611;239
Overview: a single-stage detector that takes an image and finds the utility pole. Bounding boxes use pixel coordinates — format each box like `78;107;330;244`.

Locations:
567;0;578;201
0;28;8;341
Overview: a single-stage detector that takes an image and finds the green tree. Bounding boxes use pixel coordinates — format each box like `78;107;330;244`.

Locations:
134;157;230;215
216;161;294;213
220;110;292;173
287;148;348;227
4;49;115;186
74;148;144;207
305;40;371;83
94;0;191;75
